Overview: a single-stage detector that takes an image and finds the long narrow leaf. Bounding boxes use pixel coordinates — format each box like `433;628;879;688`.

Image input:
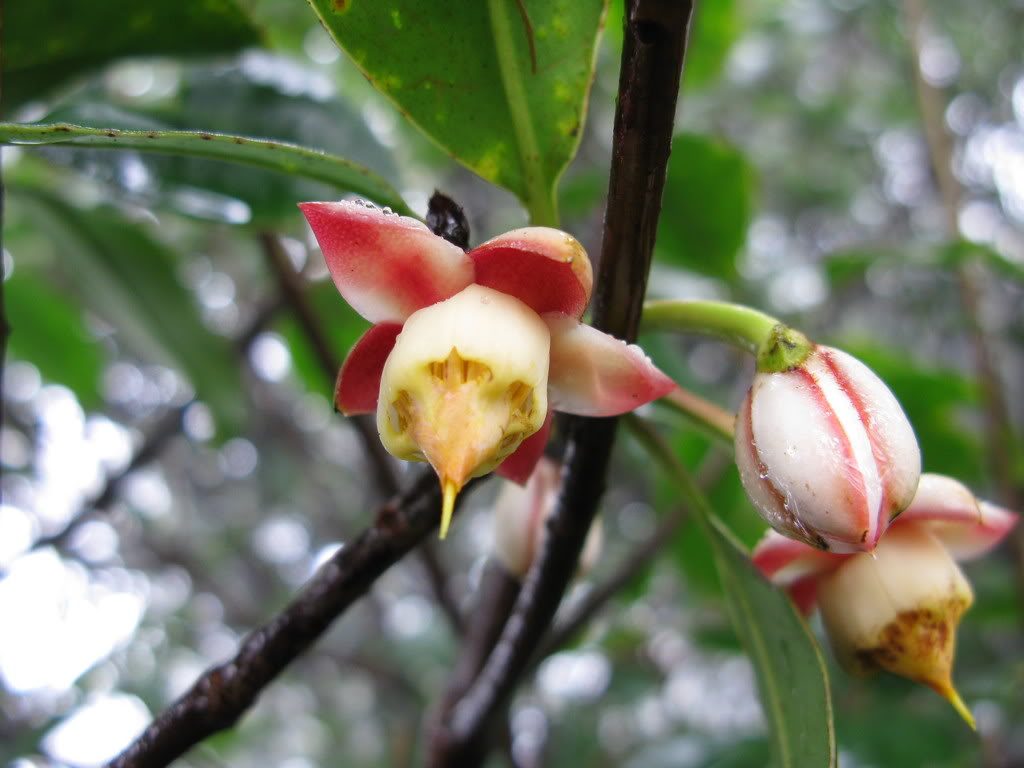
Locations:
626;414;837;768
0;122;413;217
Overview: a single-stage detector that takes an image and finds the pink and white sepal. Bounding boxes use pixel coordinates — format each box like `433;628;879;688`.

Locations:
300;199;675;537
753;473;1019;727
492;457;602;579
735;344;921;553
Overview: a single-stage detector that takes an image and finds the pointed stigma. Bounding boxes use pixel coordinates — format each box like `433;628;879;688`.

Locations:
439;479;459;539
937;681;976;730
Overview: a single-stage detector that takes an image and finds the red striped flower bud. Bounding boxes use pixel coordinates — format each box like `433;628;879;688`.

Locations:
735;345;921;553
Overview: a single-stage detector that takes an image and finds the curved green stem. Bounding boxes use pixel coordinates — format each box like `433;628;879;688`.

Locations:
642;299;813;373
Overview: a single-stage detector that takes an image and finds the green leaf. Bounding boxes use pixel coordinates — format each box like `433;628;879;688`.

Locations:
309;0;607;224
33;63;399;227
626;416;836;768
707;518;836;768
684;0;740;89
0;121;413;217
2;0;260;110
940;239;1024;283
10;185;246;434
657;133;756;281
5;272;105;408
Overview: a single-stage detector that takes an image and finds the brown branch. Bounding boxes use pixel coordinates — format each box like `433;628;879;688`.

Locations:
259;232;466;635
428;3;695;763
107;469;480;768
903;0;1024;600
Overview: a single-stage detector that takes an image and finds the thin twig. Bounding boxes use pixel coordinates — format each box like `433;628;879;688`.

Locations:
538;448;730;658
259;232;399;496
107;469;480;768
429;4;696;763
418;540;466;637
4;299;282;570
541;508;685;657
903;0;1024;599
30;405;187;551
258;232;466;635
0;147;8;497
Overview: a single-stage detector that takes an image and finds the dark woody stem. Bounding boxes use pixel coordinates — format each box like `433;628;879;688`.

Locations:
427;3;697;764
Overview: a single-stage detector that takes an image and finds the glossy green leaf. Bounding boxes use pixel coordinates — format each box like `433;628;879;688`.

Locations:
5;273;105;408
33;64;398;226
0;121;413;217
657;133;756;281
627;416;836;768
10;186;246;434
2;0;260;110
308;0;607;224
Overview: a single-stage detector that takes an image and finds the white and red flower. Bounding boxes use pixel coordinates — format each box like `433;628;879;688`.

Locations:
753;473;1018;726
300;200;675;536
735;345;921;553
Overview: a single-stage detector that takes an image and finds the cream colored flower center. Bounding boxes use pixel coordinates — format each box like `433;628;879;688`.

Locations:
376;285;551;537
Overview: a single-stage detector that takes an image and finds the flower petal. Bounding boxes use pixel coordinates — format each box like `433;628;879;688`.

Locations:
470;227;593;318
895;473;1019;561
751;530;845;587
334;323;402;415
545;315;675;417
496;410;553;485
300;200;473;323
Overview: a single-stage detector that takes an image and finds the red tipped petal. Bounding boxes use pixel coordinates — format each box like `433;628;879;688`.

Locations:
496;410;553;485
470;227;593;318
334;323;402;415
896;474;1019;561
545;315;675;417
752;530;845;586
300;200;473;323
788;577;820;616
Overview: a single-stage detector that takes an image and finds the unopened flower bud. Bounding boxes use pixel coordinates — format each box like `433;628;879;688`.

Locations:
735;345;921;553
492;457;602;578
817;524;975;726
378;284;550;537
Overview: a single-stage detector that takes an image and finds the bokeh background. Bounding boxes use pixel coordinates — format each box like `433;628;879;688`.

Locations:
1;0;1023;765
